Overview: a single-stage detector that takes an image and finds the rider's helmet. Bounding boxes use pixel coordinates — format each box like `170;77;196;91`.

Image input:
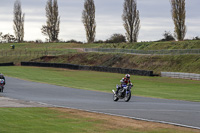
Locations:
125;74;130;79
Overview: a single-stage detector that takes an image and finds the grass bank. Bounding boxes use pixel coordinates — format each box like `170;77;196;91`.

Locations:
1;40;200;51
1;41;200;72
32;53;200;74
0;108;198;133
1;66;200;102
97;40;200;50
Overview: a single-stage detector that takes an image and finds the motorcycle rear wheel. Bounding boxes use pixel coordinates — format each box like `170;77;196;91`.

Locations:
124;92;131;102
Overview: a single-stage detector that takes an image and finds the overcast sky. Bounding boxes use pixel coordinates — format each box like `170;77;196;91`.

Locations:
0;0;200;42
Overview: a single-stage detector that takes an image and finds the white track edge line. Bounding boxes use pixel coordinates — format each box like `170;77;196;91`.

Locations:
35;101;200;130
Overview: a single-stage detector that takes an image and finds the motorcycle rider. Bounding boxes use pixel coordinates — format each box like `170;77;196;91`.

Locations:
0;73;5;85
116;74;132;94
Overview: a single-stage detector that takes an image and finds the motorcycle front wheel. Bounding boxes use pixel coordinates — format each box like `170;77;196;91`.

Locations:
124;92;131;102
113;94;119;102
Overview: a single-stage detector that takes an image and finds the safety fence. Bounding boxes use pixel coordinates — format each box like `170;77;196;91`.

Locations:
0;62;14;66
84;48;200;55
21;62;154;76
161;72;200;80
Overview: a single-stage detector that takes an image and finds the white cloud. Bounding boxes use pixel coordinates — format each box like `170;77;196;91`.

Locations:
24;22;44;41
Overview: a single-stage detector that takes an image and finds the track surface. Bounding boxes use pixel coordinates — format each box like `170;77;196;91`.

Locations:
1;77;200;129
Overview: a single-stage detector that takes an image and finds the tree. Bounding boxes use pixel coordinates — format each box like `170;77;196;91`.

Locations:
122;0;140;43
42;0;60;42
2;33;16;43
82;0;96;43
106;34;126;43
13;0;25;43
0;32;2;42
170;0;186;41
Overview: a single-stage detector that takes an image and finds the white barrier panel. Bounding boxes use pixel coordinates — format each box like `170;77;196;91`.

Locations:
161;72;200;80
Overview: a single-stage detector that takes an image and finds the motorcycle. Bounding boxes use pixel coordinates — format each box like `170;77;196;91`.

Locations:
0;79;5;93
112;84;133;102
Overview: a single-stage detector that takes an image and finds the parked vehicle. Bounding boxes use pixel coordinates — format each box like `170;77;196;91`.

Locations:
112;84;133;102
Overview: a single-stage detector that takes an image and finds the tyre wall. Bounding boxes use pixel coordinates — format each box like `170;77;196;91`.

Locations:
0;62;14;66
21;62;154;76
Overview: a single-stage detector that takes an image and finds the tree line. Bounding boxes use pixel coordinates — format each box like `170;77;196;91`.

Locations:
2;0;187;43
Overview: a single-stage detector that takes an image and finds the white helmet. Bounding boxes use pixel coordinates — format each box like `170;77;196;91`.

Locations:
125;74;130;78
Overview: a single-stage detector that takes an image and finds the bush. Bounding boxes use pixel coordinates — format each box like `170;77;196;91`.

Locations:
35;39;43;43
106;34;126;43
66;39;83;44
193;36;200;40
159;31;175;41
94;40;104;43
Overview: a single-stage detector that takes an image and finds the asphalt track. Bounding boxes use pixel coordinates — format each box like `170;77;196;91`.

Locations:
1;77;200;130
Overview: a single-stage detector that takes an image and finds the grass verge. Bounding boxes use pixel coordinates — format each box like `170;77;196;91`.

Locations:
0;107;199;133
0;66;200;102
1;40;200;50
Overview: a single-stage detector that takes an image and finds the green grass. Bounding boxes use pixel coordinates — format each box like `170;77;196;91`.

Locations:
97;40;200;50
1;40;200;51
33;53;200;74
0;108;196;133
0;45;77;64
0;108;108;133
1;41;200;73
0;43;71;51
1;66;200;102
0;56;39;64
0;42;98;52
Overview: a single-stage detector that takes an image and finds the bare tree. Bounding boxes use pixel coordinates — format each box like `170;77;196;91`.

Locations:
2;33;16;43
13;0;25;43
122;0;140;43
42;0;60;42
170;0;186;41
82;0;96;43
133;10;140;42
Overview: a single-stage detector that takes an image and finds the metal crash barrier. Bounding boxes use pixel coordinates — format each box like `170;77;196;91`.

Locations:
161;72;200;80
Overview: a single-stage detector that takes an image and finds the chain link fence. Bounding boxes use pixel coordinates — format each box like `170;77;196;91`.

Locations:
161;72;200;80
84;48;200;55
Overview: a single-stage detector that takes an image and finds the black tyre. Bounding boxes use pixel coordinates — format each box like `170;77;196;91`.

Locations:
124;92;131;102
0;86;4;93
113;94;119;102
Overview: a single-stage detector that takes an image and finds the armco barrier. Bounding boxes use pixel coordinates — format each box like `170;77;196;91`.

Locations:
84;48;200;55
0;62;14;66
21;62;154;76
161;72;200;80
